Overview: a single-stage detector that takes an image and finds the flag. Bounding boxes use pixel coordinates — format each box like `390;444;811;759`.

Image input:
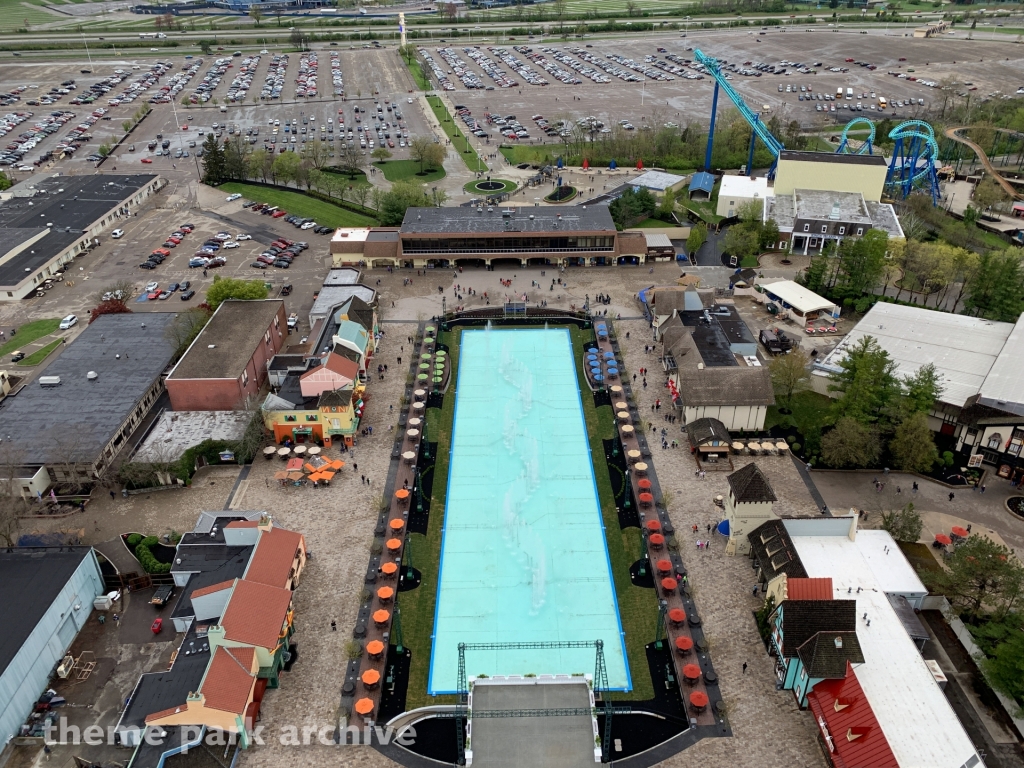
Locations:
583;158;589;170
556;157;564;169
609;159;617;170
637;158;644;170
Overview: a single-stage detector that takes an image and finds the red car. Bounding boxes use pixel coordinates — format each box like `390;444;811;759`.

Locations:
151;618;163;634
272;210;287;218
147;291;160;300
166;236;182;244
140;158;153;163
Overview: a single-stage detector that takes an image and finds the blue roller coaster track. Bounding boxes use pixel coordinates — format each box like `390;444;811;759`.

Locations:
695;49;784;177
836;117;876;155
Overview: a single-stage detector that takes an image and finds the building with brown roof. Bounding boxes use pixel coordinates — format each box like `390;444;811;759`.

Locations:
144;646;261;747
166;300;288;411
724;463;778;556
243;524;306;590
660;311;774;431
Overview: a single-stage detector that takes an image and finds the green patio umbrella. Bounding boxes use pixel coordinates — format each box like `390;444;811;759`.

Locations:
417;373;428;381
421;353;432;360
419;363;430;370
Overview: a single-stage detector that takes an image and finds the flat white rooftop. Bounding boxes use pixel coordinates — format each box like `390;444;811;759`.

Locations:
760;279;837;316
791;527;981;768
815;302;1014;408
719;174;773;200
978;312;1024;416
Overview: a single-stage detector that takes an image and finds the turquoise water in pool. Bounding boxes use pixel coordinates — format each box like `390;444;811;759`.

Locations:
428;327;630;694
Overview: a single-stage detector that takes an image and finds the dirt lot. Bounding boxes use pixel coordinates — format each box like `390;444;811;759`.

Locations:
425;27;1024;138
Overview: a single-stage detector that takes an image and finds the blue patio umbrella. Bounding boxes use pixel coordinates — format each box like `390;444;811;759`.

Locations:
603;351;615;358
593;374;604;382
609;159;617;170
557;157;564;169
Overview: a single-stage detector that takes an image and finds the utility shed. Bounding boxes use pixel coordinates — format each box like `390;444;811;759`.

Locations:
0;548;104;744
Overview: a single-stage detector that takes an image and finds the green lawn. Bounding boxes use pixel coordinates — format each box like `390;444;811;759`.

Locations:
499;144;565;167
568;325;656;702
425;95;484;173
18;339;62;367
0;318;59;358
402;54;431;91
378;159;446;184
463;178;517;195
765;390;833;436
635;218;676;228
217;182;377;227
400;324;656;707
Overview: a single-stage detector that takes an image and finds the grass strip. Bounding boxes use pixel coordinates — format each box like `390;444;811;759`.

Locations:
401;328;460;710
425;95;483;173
378;159;446;184
18;338;63;367
568;325;656;701
0;318;59;358
217;182;377;227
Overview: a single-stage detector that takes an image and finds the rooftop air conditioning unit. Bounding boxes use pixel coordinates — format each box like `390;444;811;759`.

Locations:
87;371;98;381
39;376;62;387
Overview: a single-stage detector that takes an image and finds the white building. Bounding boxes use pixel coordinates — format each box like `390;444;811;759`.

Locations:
814;303;1024;475
716;175;773;219
781;517;983;768
759;279;839;322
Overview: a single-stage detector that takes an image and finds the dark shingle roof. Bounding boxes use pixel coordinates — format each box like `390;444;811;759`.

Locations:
749;519;806;582
776;600;858;657
686;417;731;446
796;631;865;678
0;548;95;672
728;463;778;503
399;206;615;234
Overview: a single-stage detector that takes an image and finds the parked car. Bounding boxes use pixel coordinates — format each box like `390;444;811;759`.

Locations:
250;261;268;269
147;291;160;300
281;284;293;296
273;260;290;268
236;233;252;240
180;289;196;300
158;291;172;300
226;193;242;202
167;282;180;292
10;351;25;363
145;281;159;292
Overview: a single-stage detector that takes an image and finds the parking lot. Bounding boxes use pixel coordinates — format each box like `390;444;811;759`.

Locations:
423;27;1024;141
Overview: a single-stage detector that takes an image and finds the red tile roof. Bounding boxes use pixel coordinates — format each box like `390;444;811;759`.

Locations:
789;577;833;601
225;521;260;529
807;662;898;768
200;646;256;715
323;353;359;381
145;704;190;723
220;579;292;649
244;526;304;589
190;579;235;599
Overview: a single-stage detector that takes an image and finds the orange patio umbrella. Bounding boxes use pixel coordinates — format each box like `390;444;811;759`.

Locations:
645;519;662;532
935;533;952;546
660;577;678;593
318;469;335;480
656;559;673;573
683;664;701;679
330;459;345;469
273;471;289;480
638;478;652;490
377;586;395;601
381;562;398;576
690;691;709;708
386;538;402;552
373;609;391;624
675;636;694;652
304;463;319;474
308;472;323;482
951;526;969;538
395;488;410;500
668;608;687;624
354;698;374;716
366;640;385;656
362;669;381;686
649;533;665;547
389;518;405;531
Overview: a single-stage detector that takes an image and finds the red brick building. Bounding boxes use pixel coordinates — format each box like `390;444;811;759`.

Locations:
166;300;287;411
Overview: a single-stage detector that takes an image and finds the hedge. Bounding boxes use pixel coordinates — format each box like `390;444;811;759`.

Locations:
135;539;171;574
127;533;143;547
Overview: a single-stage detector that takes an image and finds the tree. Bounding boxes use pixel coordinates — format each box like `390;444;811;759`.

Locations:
769;348;811;411
903;363;943;414
248;147;270;182
249;4;263;26
205;276;270;310
223;135;251;181
608;187;656;229
271;151;302;186
927;536;1024;622
821;417;882;468
302;139;331;171
686;221;707;255
200;133;226;185
964;249;1024;322
409;136;434;173
736;199;763;224
973;175;1010;213
424;142;446;170
199;39;213;56
983;629;1024;707
881;502;924;543
90;299;133;324
828;335;901;425
760;218;780;251
165;306;213;357
0;171;11;192
371;147;393;164
889;412;939;473
378;181;433;226
831;228;888;299
723;223;760;263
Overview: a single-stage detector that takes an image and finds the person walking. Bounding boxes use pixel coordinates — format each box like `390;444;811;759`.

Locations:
742;662;748;674
331;620;337;631
949;492;955;502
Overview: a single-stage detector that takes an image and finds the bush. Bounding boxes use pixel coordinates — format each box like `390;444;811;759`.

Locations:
786;435;796;444
135;541;171;574
791;443;801;452
141;536;158;548
943;451;955;467
127;533;143;547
